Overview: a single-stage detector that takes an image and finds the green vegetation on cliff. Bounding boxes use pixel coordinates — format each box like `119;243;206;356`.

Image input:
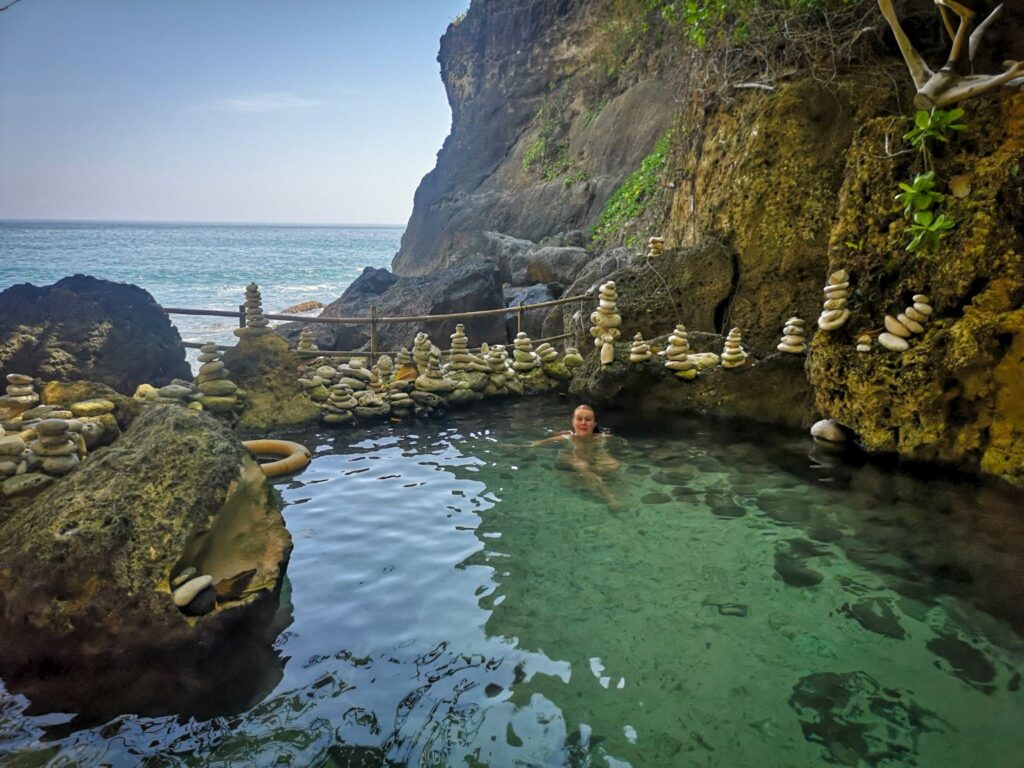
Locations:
591;131;671;248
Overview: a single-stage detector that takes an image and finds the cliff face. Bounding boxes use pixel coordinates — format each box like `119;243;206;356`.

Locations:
393;0;1024;484
393;0;676;276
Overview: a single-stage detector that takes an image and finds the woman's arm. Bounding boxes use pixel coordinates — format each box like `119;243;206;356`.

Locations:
530;431;572;447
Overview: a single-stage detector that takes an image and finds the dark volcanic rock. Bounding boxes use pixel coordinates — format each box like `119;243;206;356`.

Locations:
0;275;190;393
278;258;507;353
0;405;292;721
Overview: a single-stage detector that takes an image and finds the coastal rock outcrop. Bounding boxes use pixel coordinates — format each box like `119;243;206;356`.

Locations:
0;275;191;393
222;332;319;429
0;405;292;719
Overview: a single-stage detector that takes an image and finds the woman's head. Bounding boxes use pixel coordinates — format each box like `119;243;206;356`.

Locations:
572;404;597;436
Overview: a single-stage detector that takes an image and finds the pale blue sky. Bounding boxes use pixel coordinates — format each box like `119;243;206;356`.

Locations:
0;0;468;224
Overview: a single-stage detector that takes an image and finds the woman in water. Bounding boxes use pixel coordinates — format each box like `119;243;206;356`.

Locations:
533;404;621;508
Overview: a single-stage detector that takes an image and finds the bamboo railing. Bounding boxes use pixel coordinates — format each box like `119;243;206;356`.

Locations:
164;291;591;363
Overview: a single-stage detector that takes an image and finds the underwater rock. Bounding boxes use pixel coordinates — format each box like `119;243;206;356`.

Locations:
839;598;906;640
789;671;945;766
640;492;671;504
926;633;997;688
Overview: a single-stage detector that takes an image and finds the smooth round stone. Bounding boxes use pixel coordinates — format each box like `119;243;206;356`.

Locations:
339;367;372;382
904;306;928;323
34;440;77;457
198;379;238;396
197;352;219;363
675;368;698;380
781;335;805;345
897;313;924;334
70;399;115;417
197;395;237;413
777;343;806;353
0;436;27;456
37;432;74;447
200;344;219;353
913;302;933;316
199;360;225;376
6;374;33;385
783;325;804;335
878;332;909;352
158;384;193;399
822;298;846;310
197;370;228;384
818;309;850;331
856;344;871;352
36;418;70;436
1;472;54;497
6;385;35;397
884;315;912;338
41;454;80;476
810;418;845;443
823;283;849;294
316;366;337;379
912;294;930;303
171;566;197;587
828;269;849;284
172;575;214;607
0;461;18;477
786;317;804;325
64;419;83;433
1;394;39;405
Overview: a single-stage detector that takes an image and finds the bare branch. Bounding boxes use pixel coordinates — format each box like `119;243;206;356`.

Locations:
969;3;1003;62
877;0;933;89
0;0;23;11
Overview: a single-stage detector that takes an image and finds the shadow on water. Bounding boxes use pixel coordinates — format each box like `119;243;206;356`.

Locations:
1;396;1022;767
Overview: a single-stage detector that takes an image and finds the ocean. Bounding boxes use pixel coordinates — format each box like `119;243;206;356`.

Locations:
0;220;400;369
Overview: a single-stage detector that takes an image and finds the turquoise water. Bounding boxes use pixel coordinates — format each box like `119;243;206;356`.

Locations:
1;397;1022;767
0;220;399;358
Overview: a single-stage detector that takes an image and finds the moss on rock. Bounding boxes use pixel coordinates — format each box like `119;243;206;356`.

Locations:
221;333;320;430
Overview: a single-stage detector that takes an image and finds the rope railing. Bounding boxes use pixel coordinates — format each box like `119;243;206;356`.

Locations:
167;291;591;363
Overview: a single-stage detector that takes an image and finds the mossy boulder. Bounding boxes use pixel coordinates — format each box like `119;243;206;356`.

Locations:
570;333;814;427
807;93;1024;485
0;405;292;720
221;333;320;430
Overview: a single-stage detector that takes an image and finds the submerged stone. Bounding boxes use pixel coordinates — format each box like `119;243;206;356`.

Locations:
839;598;906;640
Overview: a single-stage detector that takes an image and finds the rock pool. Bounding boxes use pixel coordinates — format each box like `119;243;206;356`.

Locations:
2;397;1022;767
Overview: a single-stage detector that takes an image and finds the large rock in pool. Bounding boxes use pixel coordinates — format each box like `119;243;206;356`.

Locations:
0;274;191;393
0;405;293;721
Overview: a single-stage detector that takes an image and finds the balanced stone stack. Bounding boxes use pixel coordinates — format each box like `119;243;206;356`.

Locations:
447;324;474;372
235;282;271;337
376;355;394;388
195;342;241;412
777;317;808;354
878;293;933;352
297;327;318;352
385;355;415;419
29;418;83;477
720;328;748;369
590;281;622;365
647;236;665;257
511;332;539;372
314;362;338;386
535;342;559;365
415;351;457;394
412;332;434;373
483;345;510;395
856;334;872;353
148;380;198;408
562;347;584;368
1;373;39;416
322;382;358;425
393;347;419;386
0;431;28;480
661;324;697;380
629;333;652;363
818;269;851;332
337;359;371;392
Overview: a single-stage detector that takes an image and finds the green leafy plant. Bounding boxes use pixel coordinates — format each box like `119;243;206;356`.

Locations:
903;107;966;170
906;210;954;252
895;171;944;218
591;131;671;247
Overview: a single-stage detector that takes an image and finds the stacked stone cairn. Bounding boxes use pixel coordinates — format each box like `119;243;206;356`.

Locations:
817;269;851;331
720;328;748;369
562;347;584;368
661;324;697;380
147;380;199;408
590;281;622;365
235;282;271;337
412;332;434;373
629;333;652;363
484;344;511;396
384;355;414;420
446;324;481;372
376;354;394;388
297;360;332;403
297;327;318;352
777;317;808;354
509;332;540;375
196;342;242;414
1;373;39;417
535;342;559;365
394;347;418;383
410;351;452;417
28;418;83;477
0;427;29;482
878;293;933;352
856;334;872;353
344;359;388;419
336;358;370;393
647;236;665;257
322;381;358;425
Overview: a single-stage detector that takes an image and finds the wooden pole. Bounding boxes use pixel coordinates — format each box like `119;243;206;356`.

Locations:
238;304;246;328
516;302;524;334
369;304;378;365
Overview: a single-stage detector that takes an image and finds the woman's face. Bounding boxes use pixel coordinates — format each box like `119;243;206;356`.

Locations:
572;407;596;436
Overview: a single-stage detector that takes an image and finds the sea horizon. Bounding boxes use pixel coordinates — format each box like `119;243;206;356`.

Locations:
0;217;406;229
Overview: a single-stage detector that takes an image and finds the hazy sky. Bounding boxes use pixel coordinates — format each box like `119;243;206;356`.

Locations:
0;0;469;225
